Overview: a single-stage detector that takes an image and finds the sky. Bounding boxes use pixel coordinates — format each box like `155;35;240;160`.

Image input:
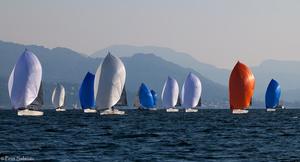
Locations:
1;0;300;68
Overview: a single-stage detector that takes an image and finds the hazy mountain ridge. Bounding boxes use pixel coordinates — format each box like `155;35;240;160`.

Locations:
91;44;230;86
0;40;228;107
92;44;300;103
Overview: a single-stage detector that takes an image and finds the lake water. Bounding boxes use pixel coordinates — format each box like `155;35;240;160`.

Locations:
0;109;299;161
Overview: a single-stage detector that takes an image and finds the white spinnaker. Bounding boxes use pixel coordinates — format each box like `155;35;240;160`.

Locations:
8;49;42;109
51;84;65;108
181;73;202;108
94;63;101;100
96;53;126;109
161;76;179;108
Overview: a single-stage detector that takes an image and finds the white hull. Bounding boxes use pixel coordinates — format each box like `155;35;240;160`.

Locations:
166;108;179;112
17;109;43;116
100;108;125;115
149;108;157;111
266;108;276;112
84;108;97;113
56;108;66;112
185;108;198;113
232;109;249;114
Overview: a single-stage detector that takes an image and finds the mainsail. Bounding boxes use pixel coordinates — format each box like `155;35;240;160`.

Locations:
197;97;202;107
265;79;281;108
181;72;202;108
229;61;255;110
176;97;181;107
51;84;66;108
115;87;128;106
8;49;42;109
28;82;44;110
133;93;140;107
79;72;96;109
161;76;179;108
138;83;154;108
94;63;101;101
96;53;126;110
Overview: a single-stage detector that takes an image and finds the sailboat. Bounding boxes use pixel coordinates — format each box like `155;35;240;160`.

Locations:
79;72;97;113
265;79;281;112
162;76;180;112
181;72;202;112
96;53;126;115
229;61;255;114
8;49;43;116
52;84;66;112
138;83;156;110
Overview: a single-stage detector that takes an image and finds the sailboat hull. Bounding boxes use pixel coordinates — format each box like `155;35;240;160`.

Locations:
185;108;198;113
100;108;125;115
232;109;249;114
166;108;179;112
266;108;276;112
84;108;97;113
17;109;43;116
56;108;66;112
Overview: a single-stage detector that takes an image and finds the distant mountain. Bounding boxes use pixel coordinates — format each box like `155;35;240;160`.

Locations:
91;44;230;86
92;44;300;103
252;60;300;103
0;40;228;107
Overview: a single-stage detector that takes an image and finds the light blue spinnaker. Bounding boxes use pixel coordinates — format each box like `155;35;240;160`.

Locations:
79;72;96;109
265;79;281;108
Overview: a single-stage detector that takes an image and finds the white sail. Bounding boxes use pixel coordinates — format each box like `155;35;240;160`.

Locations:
161;76;179;108
94;63;101;100
181;72;202;108
96;53;126;109
51;84;65;108
8;49;42;109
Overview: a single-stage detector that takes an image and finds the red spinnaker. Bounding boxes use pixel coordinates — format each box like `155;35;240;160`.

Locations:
229;61;255;110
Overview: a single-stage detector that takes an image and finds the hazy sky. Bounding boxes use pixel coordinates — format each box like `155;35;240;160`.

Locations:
1;0;300;68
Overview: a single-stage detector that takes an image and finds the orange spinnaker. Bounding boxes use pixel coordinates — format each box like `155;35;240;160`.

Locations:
229;61;255;110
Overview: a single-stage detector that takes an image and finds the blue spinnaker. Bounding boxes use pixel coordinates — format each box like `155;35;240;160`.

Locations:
79;72;96;109
139;83;154;108
265;79;281;108
150;90;157;106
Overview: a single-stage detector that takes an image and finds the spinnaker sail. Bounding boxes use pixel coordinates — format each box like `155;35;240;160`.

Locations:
8;49;42;109
229;61;255;110
138;83;155;108
161;76;179;108
181;73;202;108
51;84;66;108
265;79;281;108
79;72;96;109
95;53;126;110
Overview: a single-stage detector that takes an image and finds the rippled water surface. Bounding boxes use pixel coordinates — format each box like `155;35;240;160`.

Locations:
0;109;300;161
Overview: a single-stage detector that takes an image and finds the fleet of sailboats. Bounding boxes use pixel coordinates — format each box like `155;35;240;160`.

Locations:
52;84;66;112
7;49;287;116
229;61;255;114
